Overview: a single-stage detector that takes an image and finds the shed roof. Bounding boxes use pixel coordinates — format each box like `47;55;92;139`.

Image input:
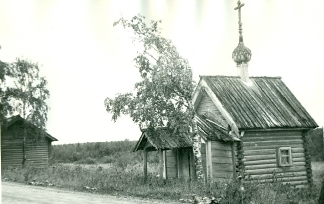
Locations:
3;115;58;141
133;115;239;151
133;128;192;151
201;76;318;130
196;114;240;142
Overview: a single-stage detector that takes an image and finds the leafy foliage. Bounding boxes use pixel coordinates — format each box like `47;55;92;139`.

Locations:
1;57;50;165
0;60;12;118
105;15;196;134
105;15;207;181
3;58;49;129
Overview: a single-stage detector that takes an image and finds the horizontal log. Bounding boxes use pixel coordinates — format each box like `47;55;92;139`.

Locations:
249;171;307;179
293;157;305;162
244;140;303;147
249;176;307;183
245;166;306;175
245;163;278;170
244;149;276;156
282;180;309;186
243;136;302;142
245;162;306;171
292;148;305;153
244;154;276;161
2;156;24;160
292;153;305;158
244;131;302;137
244;147;305;157
244;144;303;150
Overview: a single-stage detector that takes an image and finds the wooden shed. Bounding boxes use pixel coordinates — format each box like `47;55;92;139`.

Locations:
133;117;239;181
1;115;58;167
193;75;318;186
133;128;195;180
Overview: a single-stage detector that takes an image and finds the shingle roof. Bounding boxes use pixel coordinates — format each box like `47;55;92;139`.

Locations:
133;116;240;151
195;114;240;142
133;128;192;151
3;115;58;141
201;76;318;130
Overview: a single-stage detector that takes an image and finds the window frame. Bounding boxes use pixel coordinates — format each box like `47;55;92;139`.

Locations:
277;147;293;167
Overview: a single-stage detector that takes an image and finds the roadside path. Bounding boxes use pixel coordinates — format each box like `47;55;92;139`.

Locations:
2;181;180;204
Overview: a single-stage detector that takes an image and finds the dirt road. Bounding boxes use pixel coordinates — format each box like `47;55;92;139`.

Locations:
2;182;179;204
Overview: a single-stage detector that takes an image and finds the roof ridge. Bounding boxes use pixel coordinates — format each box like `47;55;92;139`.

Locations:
200;75;282;79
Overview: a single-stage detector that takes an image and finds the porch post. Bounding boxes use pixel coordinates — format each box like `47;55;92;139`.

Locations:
207;140;213;181
159;149;164;180
143;149;148;183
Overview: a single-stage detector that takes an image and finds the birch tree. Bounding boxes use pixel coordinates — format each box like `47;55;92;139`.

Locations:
104;15;204;181
2;58;50;165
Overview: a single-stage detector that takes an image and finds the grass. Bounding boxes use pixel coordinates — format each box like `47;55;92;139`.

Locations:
2;161;324;203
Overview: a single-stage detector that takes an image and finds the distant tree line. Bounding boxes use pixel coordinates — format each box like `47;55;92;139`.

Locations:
51;127;323;166
50;140;159;166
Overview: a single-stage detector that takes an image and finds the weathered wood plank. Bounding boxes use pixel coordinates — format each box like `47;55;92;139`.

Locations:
212;163;233;172
211;150;232;158
211;141;232;151
212;157;233;164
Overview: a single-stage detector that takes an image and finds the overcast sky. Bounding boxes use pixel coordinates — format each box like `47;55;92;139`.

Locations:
1;0;323;144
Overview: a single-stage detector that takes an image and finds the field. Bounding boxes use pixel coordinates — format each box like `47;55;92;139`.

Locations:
2;161;323;203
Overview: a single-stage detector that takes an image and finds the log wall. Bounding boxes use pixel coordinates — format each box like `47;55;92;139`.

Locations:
1;123;51;167
243;130;309;186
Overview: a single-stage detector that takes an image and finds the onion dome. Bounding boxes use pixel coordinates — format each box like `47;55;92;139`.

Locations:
232;1;252;65
232;36;251;65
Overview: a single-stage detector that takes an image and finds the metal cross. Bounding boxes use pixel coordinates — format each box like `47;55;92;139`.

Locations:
234;1;245;37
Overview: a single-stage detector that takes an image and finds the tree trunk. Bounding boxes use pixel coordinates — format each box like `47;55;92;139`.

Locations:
192;115;205;183
319;178;324;204
22;118;27;166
